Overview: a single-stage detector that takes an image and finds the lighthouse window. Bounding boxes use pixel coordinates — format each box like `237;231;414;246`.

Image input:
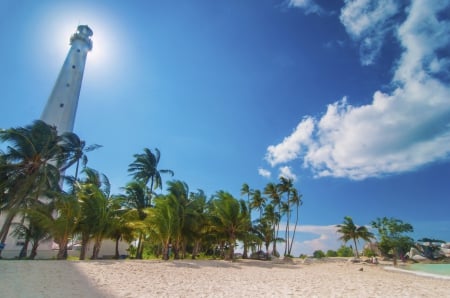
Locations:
60;103;64;108
77;49;81;52
72;65;76;69
66;83;70;87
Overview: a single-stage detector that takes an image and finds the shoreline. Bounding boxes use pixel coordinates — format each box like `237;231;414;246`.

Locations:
2;259;450;297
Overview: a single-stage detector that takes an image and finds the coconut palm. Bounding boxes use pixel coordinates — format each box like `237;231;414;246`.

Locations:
122;181;151;259
146;195;177;260
264;183;281;256
0;121;65;256
288;188;302;256
209;191;250;260
11;201;51;259
76;168;118;259
59;133;102;181
166;180;190;259
128;148;174;199
336;216;374;258
250;189;265;220
26;191;80;259
240;183;253;259
278;177;293;256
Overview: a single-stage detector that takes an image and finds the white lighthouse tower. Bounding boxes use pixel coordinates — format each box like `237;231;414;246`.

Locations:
41;25;93;133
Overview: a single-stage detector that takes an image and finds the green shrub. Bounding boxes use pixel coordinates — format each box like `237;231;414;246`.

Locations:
326;250;338;257
337;245;353;257
363;248;377;257
313;250;326;258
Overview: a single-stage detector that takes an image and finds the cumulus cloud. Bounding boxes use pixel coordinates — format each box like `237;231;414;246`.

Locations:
279;166;297;181
258;167;272;178
340;0;400;65
288;0;324;15
266;0;450;180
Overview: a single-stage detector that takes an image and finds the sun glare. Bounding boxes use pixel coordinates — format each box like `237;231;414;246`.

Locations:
35;2;130;90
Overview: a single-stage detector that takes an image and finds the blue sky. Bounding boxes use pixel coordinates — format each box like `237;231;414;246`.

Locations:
1;0;450;255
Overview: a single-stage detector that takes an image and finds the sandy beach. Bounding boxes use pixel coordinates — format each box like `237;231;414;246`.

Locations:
1;259;450;298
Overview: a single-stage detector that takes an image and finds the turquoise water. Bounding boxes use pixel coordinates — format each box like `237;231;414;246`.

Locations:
406;264;450;277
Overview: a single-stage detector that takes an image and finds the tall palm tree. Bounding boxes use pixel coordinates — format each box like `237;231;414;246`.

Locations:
278;177;293;256
264;182;281;257
0;121;65;256
240;183;253;259
336;216;374;258
250;190;266;220
128;148;174;200
288;188;302;256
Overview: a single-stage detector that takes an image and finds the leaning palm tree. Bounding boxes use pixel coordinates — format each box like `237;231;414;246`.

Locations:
0;121;65;256
27;191;81;259
128;148;174;198
336;216;374;258
59;133;102;181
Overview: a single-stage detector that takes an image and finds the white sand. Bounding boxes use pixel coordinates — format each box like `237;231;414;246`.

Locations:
1;259;450;297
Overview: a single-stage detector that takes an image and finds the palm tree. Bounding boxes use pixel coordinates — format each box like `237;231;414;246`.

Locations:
59;133;102;181
166;180;190;259
278;177;293;256
209;191;250;260
128;148;174;200
76;168;118;259
122;181;151;259
11;201;51;259
146;195;177;260
0;121;65;257
288;188;302;256
250;190;266;220
264;182;281;257
26;191;80;259
336;216;374;258
240;183;253;259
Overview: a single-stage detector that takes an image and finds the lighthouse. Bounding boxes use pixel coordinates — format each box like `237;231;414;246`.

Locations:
41;25;93;133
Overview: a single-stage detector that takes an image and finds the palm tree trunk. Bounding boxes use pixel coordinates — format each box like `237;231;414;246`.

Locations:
79;232;89;260
19;238;29;259
57;239;69;260
30;241;39;260
288;206;299;255
136;232;143;259
114;235;120;259
353;238;359;258
0;211;16;257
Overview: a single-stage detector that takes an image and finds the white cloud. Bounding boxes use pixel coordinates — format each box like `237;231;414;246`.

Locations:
258;167;272;178
266;0;450;180
288;0;324;15
277;225;342;255
279;166;297;181
266;117;314;166
340;0;400;65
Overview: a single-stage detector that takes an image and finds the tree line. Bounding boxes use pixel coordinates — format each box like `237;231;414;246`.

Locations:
0;120;303;260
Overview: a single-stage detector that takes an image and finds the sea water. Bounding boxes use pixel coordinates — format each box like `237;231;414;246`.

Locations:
406;264;450;277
